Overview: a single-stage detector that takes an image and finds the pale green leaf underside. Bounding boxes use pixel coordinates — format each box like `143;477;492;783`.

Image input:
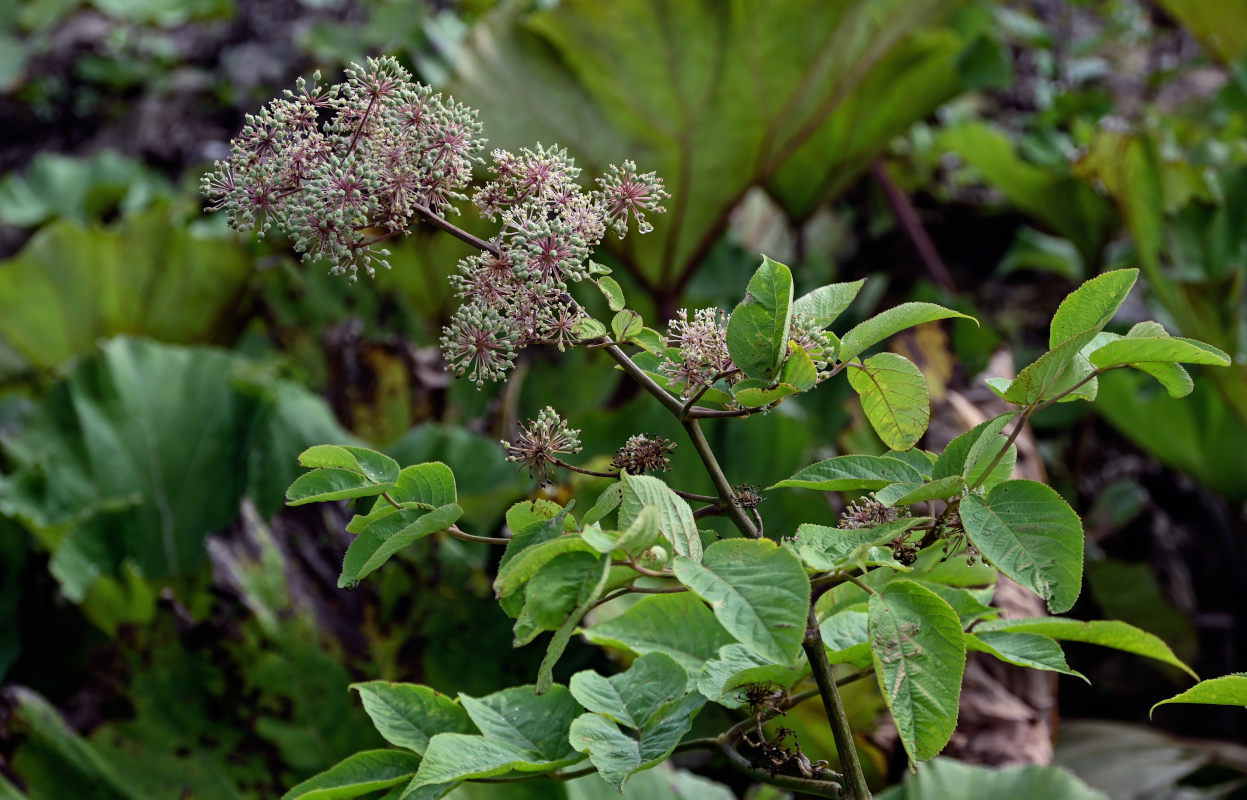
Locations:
771;454;924;491
976;617;1197;679
282;750;422;800
1048;268;1138;349
1151;673;1247;716
673;539;810;666
848;352;931;451
868;580;965;763
960;480;1083;613
966;632;1087;683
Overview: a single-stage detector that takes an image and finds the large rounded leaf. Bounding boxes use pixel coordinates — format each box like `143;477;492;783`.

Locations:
961;480;1084;613
868;580;965;764
673;539;810;666
848;352;931;451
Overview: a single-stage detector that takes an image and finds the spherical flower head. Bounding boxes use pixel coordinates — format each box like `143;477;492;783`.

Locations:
502;407;583;484
611;434;676;475
441;303;519;387
596;159;669;237
838;496;904;529
659;307;740;397
789;313;835;370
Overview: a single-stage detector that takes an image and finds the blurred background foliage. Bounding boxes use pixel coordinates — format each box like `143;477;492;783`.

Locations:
0;0;1245;798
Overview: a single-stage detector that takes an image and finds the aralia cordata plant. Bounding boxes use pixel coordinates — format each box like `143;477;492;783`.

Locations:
208;58;1235;800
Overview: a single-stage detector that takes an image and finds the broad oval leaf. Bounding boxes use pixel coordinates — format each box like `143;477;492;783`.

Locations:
596;275;625;311
795;519;927;573
1151;674;1247;717
350;683;474;756
458;685;584;759
961;480;1083;613
493;534;595;599
580;593;734;683
673;539;810;665
535;554;611;694
569;652;688;729
848;352;931;451
868;580;965;763
298;445;400;485
697;643;808;707
620;474;701;561
770;454;923;491
1048;268;1138;349
725;255;795;380
567;701;695;792
792;279;866;328
976;617;1197;678
339;503;463;587
837;303;974;363
612;309;644;341
287;468;398;507
282;750;422;800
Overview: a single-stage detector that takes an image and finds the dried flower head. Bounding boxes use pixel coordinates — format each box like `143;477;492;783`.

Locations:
611;434;676;475
502;407;582;484
734;484;764;510
838;495;903;529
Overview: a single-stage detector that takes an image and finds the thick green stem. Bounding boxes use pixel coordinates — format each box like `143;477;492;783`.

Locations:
804;609;872;800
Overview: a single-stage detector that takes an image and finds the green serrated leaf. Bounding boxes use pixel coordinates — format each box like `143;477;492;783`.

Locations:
286;469;398;506
725;255;795;380
1151;674;1247;716
966;632;1087;682
837;303;974;363
673;539;809;665
1004;331;1100;406
298;445;400;484
282;750;422;800
582;482;622;527
795;519;927;572
697;643;808;707
611;309;644;341
733;382;799;408
619;474;701;561
961;480;1082;613
975;617;1197;678
792;279;866;328
878;476;965;507
581;592;734;684
493;534;595;598
567;702;694;792
574;318;608;340
615;505;661;557
1088;336;1231;369
770;454;923;491
848;352;931;451
632;327;667;355
868;580;965;764
596;275;626;311
962;412;1018;490
351;683;474;755
339;504;463;587
536;554;611;694
781;344;818;391
569;652;688;729
1048;269;1138;349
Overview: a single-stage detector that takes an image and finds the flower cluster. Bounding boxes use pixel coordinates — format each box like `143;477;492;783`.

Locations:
838;495;904;529
659;308;742;397
203;57;484;280
502;407;582;485
611;434;676;475
444;148;667;385
204;57;669;386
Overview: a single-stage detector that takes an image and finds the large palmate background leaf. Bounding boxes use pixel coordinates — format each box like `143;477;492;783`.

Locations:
1;0;1245;798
